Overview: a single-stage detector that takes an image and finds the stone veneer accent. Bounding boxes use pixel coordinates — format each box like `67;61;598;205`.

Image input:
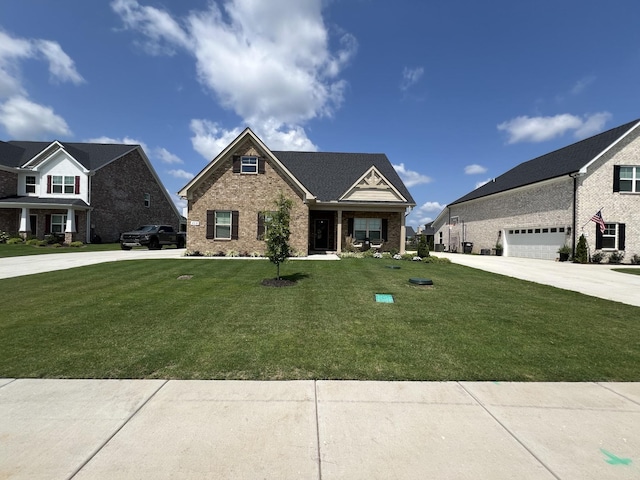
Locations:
187;141;309;255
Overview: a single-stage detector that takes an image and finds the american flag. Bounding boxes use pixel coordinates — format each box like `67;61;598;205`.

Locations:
591;210;605;234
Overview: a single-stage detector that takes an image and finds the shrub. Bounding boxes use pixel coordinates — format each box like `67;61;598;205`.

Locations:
44;234;62;245
0;231;10;243
51;243;63;248
632;254;640;265
591;251;606;264
389;248;399;257
417;235;430;258
423;255;452;264
362;248;376;258
401;253;414;261
226;250;239;257
574;235;588;264
25;238;39;246
69;241;84;248
7;237;24;245
608;251;625;264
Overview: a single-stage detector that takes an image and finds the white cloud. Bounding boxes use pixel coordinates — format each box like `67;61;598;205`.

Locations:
570;75;595;95
190;119;243;160
475;178;492;189
112;0;357;151
417;201;445;212
167;168;194;180
0;96;71;139
400;66;424;91
155;147;183;164
497;112;612;144
464;164;487;175
0;30;83;139
393;163;432;188
407;200;445;228
86;135;148;152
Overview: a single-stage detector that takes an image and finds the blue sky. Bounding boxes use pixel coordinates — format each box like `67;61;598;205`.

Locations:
2;0;640;227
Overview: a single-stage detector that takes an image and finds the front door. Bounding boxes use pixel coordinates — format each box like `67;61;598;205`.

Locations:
314;219;329;250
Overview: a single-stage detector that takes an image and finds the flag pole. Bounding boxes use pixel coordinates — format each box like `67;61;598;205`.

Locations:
582;206;604;229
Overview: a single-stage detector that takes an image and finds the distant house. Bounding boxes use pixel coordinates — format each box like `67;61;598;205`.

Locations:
178;128;416;256
0;141;182;243
432;119;640;262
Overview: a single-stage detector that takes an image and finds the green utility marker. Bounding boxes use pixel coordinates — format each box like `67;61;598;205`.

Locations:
375;294;394;303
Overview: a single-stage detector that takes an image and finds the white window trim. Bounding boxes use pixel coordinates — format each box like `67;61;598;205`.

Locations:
52;175;75;195
51;214;67;234
144;193;151;208
354;218;382;242
602;223;619;250
241;156;258;174
25;175;36;194
215;211;232;240
619;166;640;193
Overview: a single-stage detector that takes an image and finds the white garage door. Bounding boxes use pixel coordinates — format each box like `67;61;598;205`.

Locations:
505;227;567;260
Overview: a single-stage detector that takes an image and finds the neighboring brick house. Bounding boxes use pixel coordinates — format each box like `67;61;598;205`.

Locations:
0;140;182;243
178;128;416;256
432;119;640;262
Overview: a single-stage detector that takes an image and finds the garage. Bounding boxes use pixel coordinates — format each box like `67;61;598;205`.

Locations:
505;227;568;260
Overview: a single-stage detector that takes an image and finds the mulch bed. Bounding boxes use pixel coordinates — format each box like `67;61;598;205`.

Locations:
261;278;296;287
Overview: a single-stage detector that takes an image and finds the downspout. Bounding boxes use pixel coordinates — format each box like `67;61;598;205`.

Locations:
570;172;584;257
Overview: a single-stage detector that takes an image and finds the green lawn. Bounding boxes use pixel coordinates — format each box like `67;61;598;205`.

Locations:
1;258;638;381
613;268;640;276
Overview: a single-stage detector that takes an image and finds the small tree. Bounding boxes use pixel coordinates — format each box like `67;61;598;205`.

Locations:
574;234;588;264
417;234;430;258
265;192;293;280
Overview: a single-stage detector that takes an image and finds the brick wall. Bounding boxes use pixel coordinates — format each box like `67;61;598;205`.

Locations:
577;130;640;260
340;211;403;252
0;170;17;197
187;142;309;255
434;178;573;254
91;149;180;243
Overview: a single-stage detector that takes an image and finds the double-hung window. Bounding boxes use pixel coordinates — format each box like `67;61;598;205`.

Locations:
215;211;232;239
614;166;640;193
25;176;36;194
50;214;67;234
597;223;626;251
241;156;258;174
354;218;382;242
49;175;78;194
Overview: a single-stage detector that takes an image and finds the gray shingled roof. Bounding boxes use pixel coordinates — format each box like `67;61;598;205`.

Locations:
272;151;416;204
0;141;138;170
450;119;640;205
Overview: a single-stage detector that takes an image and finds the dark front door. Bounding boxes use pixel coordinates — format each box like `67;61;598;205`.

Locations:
314;219;329;250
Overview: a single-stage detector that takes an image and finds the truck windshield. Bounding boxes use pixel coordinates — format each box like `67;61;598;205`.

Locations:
137;225;156;232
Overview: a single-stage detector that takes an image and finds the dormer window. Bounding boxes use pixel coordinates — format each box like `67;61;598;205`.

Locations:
25;175;36;194
241;156;258;174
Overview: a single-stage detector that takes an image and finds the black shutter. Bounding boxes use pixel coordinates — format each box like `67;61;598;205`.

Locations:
45;214;51;234
75;215;79;233
206;210;214;239
595;226;603;249
231;211;239;240
232;155;241;173
75;176;80;194
347;218;354;237
619;223;626;250
382;219;388;241
258;157;266;174
613;165;621;192
257;212;265;240
47;175;52;194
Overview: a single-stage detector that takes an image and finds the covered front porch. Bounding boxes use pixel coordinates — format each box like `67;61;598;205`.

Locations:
0;197;91;243
307;206;408;255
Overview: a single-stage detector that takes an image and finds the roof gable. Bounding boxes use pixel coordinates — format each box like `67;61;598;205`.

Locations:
339;166;407;202
272;151;415;204
451;118;640;205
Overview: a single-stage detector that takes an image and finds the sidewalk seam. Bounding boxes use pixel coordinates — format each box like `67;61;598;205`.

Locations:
66;379;169;480
314;380;323;480
458;382;562;480
597;382;640;407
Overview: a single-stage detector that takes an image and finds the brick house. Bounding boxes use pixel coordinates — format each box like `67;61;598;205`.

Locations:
432;119;640;262
0;140;182;243
178;128;416;256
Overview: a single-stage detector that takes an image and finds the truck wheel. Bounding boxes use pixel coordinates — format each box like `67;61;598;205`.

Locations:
148;238;160;250
121;243;132;251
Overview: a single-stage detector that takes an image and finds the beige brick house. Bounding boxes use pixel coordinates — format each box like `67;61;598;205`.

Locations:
432;118;640;262
178;128;416;256
0;140;182;243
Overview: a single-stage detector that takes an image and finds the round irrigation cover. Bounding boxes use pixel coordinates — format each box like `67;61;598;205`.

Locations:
386;265;401;269
409;278;433;286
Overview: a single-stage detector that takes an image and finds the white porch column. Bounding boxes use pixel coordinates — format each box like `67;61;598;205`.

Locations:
65;208;76;233
336;210;343;253
19;207;30;237
400;211;407;254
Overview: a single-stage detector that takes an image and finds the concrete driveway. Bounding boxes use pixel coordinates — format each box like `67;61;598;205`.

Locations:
435;252;640;307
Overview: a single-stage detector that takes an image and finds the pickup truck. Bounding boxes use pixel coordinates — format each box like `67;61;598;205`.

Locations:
120;225;185;250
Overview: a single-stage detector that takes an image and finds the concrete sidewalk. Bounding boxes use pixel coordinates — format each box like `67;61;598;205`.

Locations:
1;379;638;479
434;252;640;307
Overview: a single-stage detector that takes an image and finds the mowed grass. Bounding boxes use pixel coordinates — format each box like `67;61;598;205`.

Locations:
1;258;638;381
